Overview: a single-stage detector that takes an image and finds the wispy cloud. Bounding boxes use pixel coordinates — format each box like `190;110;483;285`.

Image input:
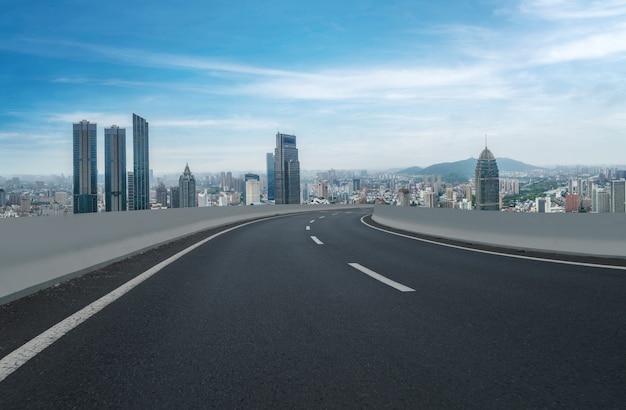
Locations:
520;0;626;20
529;25;626;64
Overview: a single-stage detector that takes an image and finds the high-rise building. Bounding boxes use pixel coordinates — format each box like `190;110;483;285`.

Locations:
352;178;361;192
133;113;150;210
474;146;500;211
245;179;260;205
127;171;134;210
610;180;626;213
244;173;260;205
104;125;127;212
156;182;167;207
179;163;196;208
170;187;180;208
197;188;210;207
73;120;97;214
592;188;610;213
266;153;275;201
0;189;6;207
424;190;437;208
565;194;580;213
274;132;300;204
317;180;328;199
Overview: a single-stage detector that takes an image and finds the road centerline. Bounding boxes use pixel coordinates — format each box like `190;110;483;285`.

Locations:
348;263;415;292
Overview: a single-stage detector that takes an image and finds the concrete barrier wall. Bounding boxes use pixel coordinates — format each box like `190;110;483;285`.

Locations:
0;205;362;305
372;205;626;259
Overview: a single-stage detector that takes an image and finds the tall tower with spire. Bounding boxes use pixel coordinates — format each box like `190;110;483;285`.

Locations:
179;163;196;208
475;143;500;211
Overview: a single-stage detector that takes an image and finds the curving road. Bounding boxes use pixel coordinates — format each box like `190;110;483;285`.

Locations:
1;208;625;408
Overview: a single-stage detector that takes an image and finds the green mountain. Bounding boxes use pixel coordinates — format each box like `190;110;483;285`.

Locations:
398;157;540;180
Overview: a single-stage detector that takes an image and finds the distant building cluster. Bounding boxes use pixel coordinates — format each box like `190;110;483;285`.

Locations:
72;126;301;212
2;130;625;217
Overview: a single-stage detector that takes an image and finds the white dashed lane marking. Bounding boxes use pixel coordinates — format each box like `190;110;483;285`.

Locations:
348;263;415;292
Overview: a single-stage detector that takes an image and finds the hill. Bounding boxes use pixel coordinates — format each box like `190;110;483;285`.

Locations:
398;157;540;180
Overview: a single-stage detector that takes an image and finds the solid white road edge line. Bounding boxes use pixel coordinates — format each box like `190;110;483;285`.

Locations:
361;215;626;271
310;236;324;245
0;217;275;383
348;263;415;292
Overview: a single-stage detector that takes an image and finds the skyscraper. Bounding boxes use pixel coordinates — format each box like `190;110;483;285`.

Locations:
104;125;126;212
179;163;196;208
610;180;625;213
170;187;180;208
266;153;275;201
274;132;300;204
127;171;134;210
475;145;500;211
156;182;167;207
73;120;97;214
133;113;150;210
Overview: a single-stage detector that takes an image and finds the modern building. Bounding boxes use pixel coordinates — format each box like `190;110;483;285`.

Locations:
592;188;610;213
156;182;167;207
423;190;438;208
133;113;150;210
245;179;261;205
274;132;300;204
611;180;626;213
197;188;210;207
0;189;6;207
266;153;275;201
179;163;196;208
244;173;260;205
73;120;97;214
127;171;134;211
352;178;361;192
170;187;180;208
474;145;500;211
565;194;580;213
104;125;127;212
317;180;328;199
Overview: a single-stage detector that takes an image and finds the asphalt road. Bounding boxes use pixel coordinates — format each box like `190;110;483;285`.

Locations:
1;208;625;408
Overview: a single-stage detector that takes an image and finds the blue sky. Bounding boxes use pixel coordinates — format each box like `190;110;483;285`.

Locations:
1;0;625;175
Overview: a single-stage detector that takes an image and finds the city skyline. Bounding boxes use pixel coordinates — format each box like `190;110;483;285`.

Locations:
2;1;626;175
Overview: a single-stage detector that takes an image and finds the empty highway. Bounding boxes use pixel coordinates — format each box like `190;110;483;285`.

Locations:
1;208;625;408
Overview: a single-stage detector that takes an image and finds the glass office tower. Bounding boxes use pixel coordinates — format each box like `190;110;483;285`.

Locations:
266;153;275;201
104;125;127;212
73;120;97;213
274;133;300;204
133;113;150;210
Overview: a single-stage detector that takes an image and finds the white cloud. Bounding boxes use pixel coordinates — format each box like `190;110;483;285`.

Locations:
530;25;626;64
520;0;626;20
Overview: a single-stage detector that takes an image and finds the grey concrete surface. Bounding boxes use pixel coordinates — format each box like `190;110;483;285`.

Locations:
0;205;364;304
372;205;626;259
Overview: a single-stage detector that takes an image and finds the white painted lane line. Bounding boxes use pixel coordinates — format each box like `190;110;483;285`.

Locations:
361;215;626;271
0;217;274;384
309;220;316;224
348;263;415;292
310;236;324;245
319;216;325;219
306;226;311;231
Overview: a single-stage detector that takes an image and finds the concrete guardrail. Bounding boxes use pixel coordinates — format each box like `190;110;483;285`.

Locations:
372;205;626;259
0;204;364;305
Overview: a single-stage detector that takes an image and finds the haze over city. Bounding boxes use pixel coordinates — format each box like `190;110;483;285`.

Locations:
1;0;626;175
